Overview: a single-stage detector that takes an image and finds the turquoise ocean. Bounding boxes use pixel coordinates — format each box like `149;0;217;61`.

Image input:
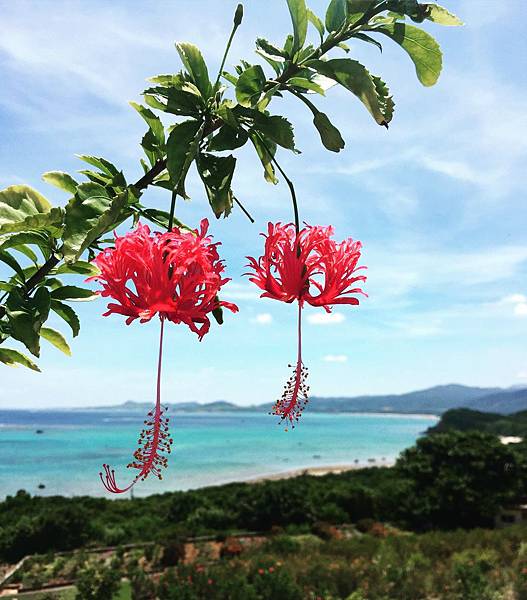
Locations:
0;410;437;499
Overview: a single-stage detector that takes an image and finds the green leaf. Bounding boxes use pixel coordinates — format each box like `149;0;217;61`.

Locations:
255;38;288;59
197;153;236;218
50;285;96;301
55;260;99;276
76;155;120;177
249;134;278;184
424;3;463;26
166;120;203;197
11;244;38;265
62;185;130;262
41;171;79;194
129;102;165;147
0;249;26;281
313;111;345;152
372;23;442;86
289;77;326;95
286;0;308;54
307;9;325;40
50;300;80;337
208;125;249;152
6;287;51;357
175;42;212;99
351;32;383;52
325;0;348;31
40;327;71;356
0;231;51;258
235;65;267;108
0;348;40;372
308;58;392;126
0;185;63;236
252;114;297;152
372;75;395;124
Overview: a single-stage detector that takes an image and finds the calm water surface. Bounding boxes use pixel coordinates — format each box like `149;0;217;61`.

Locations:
0;410;437;498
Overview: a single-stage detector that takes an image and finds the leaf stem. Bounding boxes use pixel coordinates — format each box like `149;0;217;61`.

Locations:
233;195;255;223
168;189;178;231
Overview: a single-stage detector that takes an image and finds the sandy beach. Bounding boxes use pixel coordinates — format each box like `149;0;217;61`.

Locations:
249;459;396;484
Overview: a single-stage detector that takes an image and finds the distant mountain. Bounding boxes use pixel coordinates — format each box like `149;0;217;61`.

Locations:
464;388;527;414
84;384;527;416
428;407;527;436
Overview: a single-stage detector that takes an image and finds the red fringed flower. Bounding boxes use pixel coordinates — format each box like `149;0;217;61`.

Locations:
88;219;238;340
246;222;366;428
88;219;238;493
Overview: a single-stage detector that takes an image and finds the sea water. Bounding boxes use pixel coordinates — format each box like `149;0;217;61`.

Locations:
0;410;437;499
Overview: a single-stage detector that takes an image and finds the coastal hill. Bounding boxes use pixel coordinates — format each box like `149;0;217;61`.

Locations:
428;407;527;436
91;384;527;415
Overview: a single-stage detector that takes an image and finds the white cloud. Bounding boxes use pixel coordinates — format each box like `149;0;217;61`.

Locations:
307;312;345;325
252;313;273;325
419;157;481;185
224;283;260;301
514;303;527;317
323;354;348;363
518;371;527;381
502;294;527;304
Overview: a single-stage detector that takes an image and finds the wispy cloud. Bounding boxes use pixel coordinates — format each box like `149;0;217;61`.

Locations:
307;312;345;325
323;354;348;363
252;313;273;325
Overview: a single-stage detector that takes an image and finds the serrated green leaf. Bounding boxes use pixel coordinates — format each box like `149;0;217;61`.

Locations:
0;348;40;371
50;285;96;301
50;300;80;337
372;22;442;86
255;38;288;59
197;153;236;218
76;155;119;176
307;9;325;40
425;3;463;26
166;120;203;198
252;114;297;152
326;0;348;31
176;42;212;99
235;65;267;108
130;102;165;147
313;111;345;152
62;185;130;262
42;171;79;194
40;327;71;356
286;0;308;54
309;58;391;126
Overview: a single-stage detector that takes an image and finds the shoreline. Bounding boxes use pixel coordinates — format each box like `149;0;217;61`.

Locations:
243;459;396;485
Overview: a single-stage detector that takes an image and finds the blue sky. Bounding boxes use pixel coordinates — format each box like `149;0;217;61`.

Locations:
1;0;526;408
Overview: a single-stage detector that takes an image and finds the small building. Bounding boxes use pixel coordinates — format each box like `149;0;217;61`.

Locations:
495;503;527;528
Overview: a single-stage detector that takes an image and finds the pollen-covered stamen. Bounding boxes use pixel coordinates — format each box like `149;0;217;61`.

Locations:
270;301;310;430
99;317;174;494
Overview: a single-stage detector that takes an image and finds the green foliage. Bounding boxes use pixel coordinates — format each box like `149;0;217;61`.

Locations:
430;407;527;437
395;431;526;529
75;561;121;600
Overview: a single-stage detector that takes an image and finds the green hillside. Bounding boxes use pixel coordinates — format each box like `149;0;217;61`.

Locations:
428;408;527;436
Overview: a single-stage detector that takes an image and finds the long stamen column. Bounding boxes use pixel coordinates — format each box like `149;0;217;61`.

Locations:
100;316;174;493
271;301;309;430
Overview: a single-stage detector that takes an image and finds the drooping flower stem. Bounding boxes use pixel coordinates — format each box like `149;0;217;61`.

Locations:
255;134;300;235
271;301;309;430
100;316;173;493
